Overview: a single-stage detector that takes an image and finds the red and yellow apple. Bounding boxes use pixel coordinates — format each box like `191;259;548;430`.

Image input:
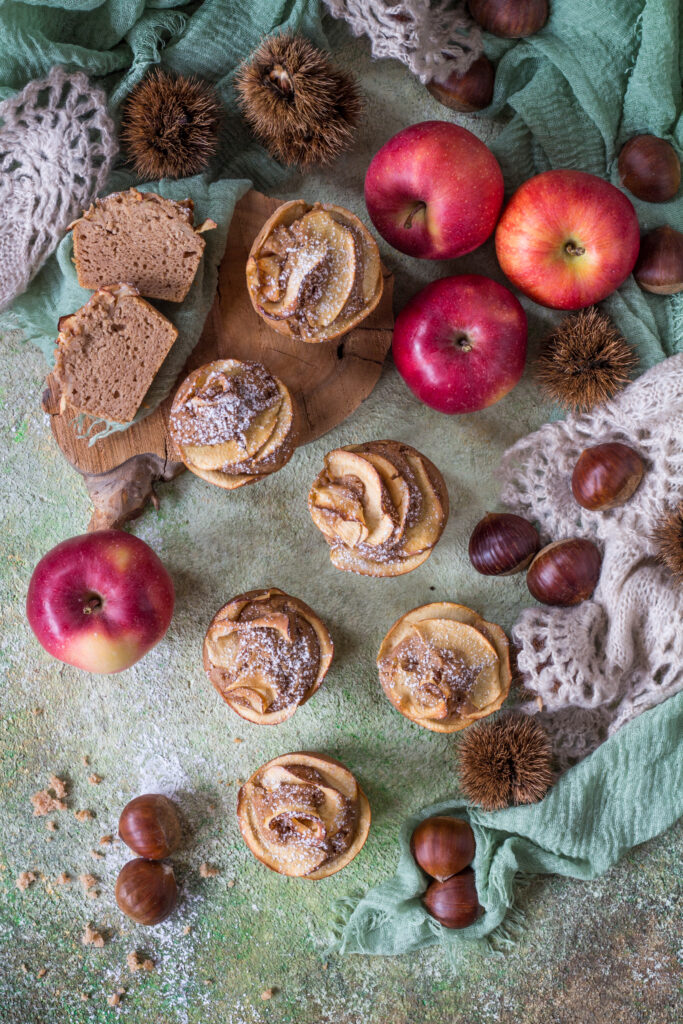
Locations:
26;530;174;674
392;274;528;414
495;169;640;309
364;121;504;259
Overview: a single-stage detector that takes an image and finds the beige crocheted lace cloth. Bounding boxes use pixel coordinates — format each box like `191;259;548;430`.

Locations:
0;66;117;312
500;354;683;767
323;0;482;84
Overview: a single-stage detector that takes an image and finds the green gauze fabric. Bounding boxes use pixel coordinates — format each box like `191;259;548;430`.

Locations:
331;0;683;956
484;0;683;372
0;0;323;438
331;690;683;956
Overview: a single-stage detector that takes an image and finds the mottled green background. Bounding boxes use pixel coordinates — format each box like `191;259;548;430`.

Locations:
0;27;681;1024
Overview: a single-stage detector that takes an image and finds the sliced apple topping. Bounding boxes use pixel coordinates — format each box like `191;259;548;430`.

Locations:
377;602;511;732
308;441;448;576
203;589;333;725
237;752;371;878
246;200;384;343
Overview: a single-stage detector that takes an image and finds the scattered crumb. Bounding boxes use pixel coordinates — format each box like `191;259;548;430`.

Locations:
46;820;57;832
55;872;71;886
86;890;99;900
46;836;53;843
49;774;67;799
16;871;37;892
127;951;154;973
31;790;66;816
90;850;104;861
20;963;28;974
261;988;275;1001
199;862;219;878
182;925;191;936
227;879;235;888
80;993;89;1001
82;924;104;948
233;737;243;743
107;992;121;1007
37;968;47;979
79;874;98;893
88;774;102;786
74;809;94;822
235;779;244;786
99;835;113;846
32;707;43;716
82;755;90;766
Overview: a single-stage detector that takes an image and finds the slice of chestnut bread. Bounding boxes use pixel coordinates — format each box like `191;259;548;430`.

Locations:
53;284;178;424
71;189;216;302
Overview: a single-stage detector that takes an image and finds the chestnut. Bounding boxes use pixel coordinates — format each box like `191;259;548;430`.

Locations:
526;538;601;606
618;135;680;203
634;226;683;295
468;0;548;38
115;858;178;926
426;56;495;113
423;867;482;929
571;442;644;511
119;794;182;860
410;816;475;881
469;512;540;576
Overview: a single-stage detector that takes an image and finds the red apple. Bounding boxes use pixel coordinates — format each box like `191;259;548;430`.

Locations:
26;530;174;674
392;274;527;414
364;121;504;259
495;169;640;310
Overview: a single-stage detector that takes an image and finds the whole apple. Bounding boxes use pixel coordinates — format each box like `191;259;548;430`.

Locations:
495;169;640;309
392;274;527;414
364;121;504;259
26;530;174;674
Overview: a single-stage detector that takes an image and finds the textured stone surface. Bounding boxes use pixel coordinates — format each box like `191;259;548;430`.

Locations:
0;24;680;1024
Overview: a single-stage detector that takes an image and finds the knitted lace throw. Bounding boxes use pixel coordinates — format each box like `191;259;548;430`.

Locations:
500;354;683;768
0;66;117;312
323;0;482;84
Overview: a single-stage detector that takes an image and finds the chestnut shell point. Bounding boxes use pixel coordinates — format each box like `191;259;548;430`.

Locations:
527;538;602;606
118;793;182;860
423;867;482;929
410;816;476;881
115;858;178;926
571;442;644;511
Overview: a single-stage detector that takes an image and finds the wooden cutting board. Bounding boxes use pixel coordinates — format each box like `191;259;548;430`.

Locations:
43;189;394;530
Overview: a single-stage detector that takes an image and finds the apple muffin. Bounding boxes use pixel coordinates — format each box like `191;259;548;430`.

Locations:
377;602;511;732
246;200;383;343
169;359;296;489
203;588;333;725
308;440;449;576
237;752;371;878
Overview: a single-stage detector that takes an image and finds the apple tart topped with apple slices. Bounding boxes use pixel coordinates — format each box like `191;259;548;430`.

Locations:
308;440;449;576
169;359;296;489
237;753;371;878
203;588;333;725
246;200;383;343
377;603;511;733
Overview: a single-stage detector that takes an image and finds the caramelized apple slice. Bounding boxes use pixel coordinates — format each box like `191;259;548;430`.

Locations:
325;449;396;547
259;238;329;319
295;210;357;329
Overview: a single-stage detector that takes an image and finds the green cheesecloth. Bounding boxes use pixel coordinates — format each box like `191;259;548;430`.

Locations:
0;0;681;957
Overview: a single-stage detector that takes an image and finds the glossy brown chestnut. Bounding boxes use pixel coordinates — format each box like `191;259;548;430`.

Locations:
618;135;680;203
427;56;495;113
571;442;644;511
469;512;540;576
118;794;182;860
634;226;683;295
115;858;178;926
527;539;602;606
410;816;476;881
468;0;548;38
423;867;482;929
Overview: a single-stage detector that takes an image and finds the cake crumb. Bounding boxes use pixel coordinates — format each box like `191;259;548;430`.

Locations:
82;755;90;766
31;790;66;816
182;925;191;936
90;849;104;861
261;987;275;1001
227;879;235;888
107;992;121;1007
32;707;43;716
16;871;37;892
55;872;71;886
49;774;67;799
99;834;113;846
127;951;154;973
20;963;28;974
233;737;244;743
80;993;89;1001
37;968;47;979
88;774;102;785
82;924;104;948
80;874;98;893
46;820;57;832
75;809;94;822
199;862;219;877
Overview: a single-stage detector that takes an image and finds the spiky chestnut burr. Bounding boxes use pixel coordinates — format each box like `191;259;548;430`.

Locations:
235;34;361;170
652;502;683;580
457;713;553;811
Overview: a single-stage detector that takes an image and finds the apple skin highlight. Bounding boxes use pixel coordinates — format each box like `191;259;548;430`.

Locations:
26;530;175;674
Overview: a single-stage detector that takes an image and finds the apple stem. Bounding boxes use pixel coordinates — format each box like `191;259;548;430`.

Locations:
403;201;427;230
564;240;586;257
